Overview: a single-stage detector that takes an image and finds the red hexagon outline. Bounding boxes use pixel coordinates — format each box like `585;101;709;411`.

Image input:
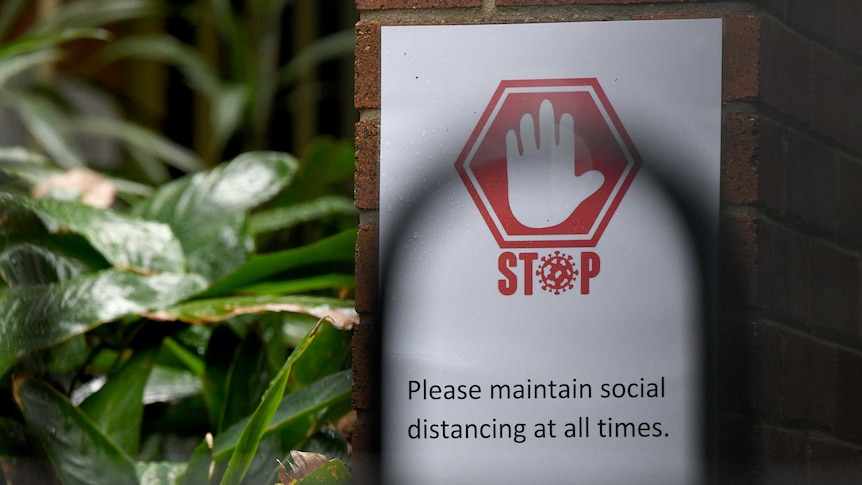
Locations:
454;78;642;248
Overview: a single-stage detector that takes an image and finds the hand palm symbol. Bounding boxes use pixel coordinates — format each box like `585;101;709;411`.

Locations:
506;99;605;228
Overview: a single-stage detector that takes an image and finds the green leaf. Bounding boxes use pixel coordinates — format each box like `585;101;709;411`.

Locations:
92;34;222;96
287;320;352;392
202;325;241;432
249;195;357;235
76;117;205;173
180;369;352;484
219;328;271;432
278;30;355;88
0;156;154;197
2;90;84;168
28;0;162;33
136;461;187;485
13;375;138;485
0;192;187;274
132;152;298;281
219;320;322;485
0;49;59;87
271;139;354;208
201;228;356;297
0;27;109;60
145;294;357;330
142;365;203;405
0;269;207;377
0;235;109;286
293;458;351;484
236;273;355;296
80;346;160;455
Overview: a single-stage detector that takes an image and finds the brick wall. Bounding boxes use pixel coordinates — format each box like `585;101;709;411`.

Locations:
353;0;862;481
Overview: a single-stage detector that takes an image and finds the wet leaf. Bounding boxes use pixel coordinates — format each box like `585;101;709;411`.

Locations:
136;461;186;485
132;151;298;281
79;346;159;455
0;192;187;274
0;235;109;286
218;320;322;485
200;228;356;297
0;269;207;377
145;294;357;330
249;195;357;235
13;375;137;485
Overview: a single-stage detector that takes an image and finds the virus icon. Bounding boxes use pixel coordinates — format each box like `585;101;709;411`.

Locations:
536;251;577;294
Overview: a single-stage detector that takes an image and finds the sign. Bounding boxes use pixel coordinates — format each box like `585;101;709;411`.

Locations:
380;20;722;484
455;78;641;248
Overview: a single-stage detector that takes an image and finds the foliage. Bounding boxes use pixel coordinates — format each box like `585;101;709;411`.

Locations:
0;1;358;483
0;148;357;484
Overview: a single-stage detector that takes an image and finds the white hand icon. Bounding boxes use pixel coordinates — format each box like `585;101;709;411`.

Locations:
506;99;605;228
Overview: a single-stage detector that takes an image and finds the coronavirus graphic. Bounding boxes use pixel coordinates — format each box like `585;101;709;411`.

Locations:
536;251;577;294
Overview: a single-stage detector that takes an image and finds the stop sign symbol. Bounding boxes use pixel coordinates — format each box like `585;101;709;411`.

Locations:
455;79;642;248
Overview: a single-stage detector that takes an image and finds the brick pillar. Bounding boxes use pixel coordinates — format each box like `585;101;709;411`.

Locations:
353;1;862;482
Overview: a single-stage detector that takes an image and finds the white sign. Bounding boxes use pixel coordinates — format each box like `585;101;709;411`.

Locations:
380;20;721;484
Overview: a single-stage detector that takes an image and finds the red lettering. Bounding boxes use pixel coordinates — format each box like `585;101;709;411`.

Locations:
519;252;538;296
580;251;600;294
497;252;517;295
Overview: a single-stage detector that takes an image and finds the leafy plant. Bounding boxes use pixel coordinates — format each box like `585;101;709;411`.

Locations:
0;149;357;485
0;0;205;183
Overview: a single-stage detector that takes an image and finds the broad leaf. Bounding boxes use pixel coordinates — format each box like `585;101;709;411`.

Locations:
13;376;138;485
132;152;298;281
0;269;207;377
249;195;357;235
136;461;187;485
80;346;159;455
145;294;357;330
0;235;109;286
0;192;187;274
219;320;321;485
201;228;356;297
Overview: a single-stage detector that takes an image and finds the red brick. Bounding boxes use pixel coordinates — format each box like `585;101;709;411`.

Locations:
836;350;862;442
756;117;787;212
719;212;759;306
498;0;682;4
352;315;379;411
758;218;808;323
723;13;761;101
837;156;862;245
760;17;813;124
355;223;379;313
786;0;862;61
721;114;759;205
780;332;835;428
355;22;381;109
749;321;783;415
807;435;862;483
355;121;380;210
357;0;480;8
809;48;862;156
759;425;807;483
784;128;839;233
805;238;860;336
